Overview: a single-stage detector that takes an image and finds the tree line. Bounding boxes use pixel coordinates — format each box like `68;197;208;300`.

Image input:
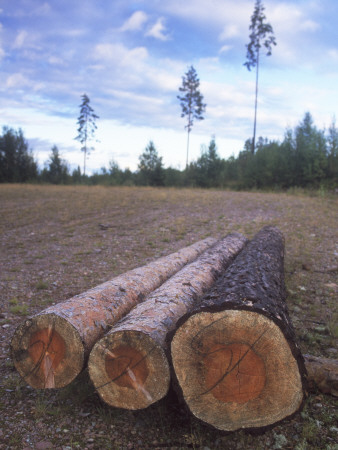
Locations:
1;112;337;190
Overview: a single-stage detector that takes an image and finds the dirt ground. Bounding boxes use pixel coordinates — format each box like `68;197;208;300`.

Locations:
0;185;337;449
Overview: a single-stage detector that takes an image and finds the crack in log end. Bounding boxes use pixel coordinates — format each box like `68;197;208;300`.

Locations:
89;331;170;409
28;327;66;389
172;308;304;431
203;343;266;403
105;345;149;390
11;313;85;389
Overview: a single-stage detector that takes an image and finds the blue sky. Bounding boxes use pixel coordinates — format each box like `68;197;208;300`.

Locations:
0;0;337;173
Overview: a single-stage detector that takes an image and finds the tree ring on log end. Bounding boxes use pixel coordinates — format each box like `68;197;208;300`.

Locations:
171;310;303;431
105;345;149;389
11;313;84;389
204;342;266;404
89;330;170;410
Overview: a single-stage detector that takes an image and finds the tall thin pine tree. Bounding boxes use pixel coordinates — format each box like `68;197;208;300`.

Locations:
244;0;276;154
177;66;206;168
75;94;99;175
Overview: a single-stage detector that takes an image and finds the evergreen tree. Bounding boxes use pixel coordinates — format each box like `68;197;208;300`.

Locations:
194;138;222;187
138;141;165;186
177;66;206;167
75;94;99;175
72;166;82;184
326;117;338;183
0;127;38;182
244;0;276;153
43;146;69;184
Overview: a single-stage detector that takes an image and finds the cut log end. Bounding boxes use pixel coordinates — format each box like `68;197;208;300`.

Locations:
203;342;266;404
11;313;84;389
89;330;170;410
171;309;304;431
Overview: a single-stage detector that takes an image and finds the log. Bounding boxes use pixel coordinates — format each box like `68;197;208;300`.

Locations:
88;233;248;410
11;238;216;389
171;226;307;431
304;354;338;396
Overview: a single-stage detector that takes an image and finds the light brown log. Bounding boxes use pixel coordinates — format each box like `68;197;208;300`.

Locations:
11;238;216;389
171;226;306;431
88;233;248;410
304;354;338;396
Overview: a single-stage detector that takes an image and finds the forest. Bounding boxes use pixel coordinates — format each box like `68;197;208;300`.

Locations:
0;112;337;191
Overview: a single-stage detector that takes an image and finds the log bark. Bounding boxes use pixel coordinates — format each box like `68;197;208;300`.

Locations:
171;226;307;432
304;354;338;396
11;238;216;389
88;233;248;410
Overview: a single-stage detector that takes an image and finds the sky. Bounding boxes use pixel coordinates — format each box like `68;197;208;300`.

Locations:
0;0;337;174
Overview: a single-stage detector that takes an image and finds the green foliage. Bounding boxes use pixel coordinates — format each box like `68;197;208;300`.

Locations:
137;141;165;186
75;93;99;175
244;0;276;71
0;126;38;182
177;65;206;167
41;145;70;184
189;138;224;188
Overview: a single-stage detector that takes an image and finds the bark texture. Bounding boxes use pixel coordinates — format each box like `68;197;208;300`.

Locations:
171;226;307;431
88;233;248;410
11;238;216;389
304;354;338;397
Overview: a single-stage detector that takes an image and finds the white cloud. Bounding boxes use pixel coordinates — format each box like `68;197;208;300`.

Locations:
5;73;45;92
48;56;64;65
145;18;170;41
6;73;30;88
33;2;52;16
94;42;148;66
119;11;148;32
327;49;338;61
219;44;232;54
13;30;28;48
160;0;251;27
13;29;42;51
300;19;320;32
219;24;239;40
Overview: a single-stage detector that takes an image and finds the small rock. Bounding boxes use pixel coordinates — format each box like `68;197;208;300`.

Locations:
327;348;338;355
35;441;54;450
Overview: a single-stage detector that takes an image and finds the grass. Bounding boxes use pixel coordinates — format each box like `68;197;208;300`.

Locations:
35;279;49;290
0;184;337;449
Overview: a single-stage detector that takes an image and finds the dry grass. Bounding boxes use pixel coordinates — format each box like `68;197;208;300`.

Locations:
0;184;337;449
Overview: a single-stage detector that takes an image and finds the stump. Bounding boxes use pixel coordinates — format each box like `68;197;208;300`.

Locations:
171;226;307;431
88;233;248;410
11;238;216;389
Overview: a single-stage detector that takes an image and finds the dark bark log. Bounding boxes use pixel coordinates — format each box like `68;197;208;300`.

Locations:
11;238;216;389
171;226;307;431
304;354;338;396
88;233;248;410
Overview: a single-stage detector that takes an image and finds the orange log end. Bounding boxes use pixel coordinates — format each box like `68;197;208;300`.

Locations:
28;327;66;389
105;345;149;390
204;343;266;403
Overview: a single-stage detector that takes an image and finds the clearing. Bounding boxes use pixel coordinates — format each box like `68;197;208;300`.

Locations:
0;185;337;449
